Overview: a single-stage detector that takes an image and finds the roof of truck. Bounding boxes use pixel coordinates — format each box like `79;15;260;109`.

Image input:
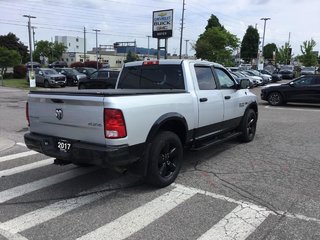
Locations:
124;59;225;69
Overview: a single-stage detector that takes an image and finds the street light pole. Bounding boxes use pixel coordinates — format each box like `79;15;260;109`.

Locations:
23;14;36;88
185;39;189;58
93;29;100;69
146;35;151;58
260;17;271;57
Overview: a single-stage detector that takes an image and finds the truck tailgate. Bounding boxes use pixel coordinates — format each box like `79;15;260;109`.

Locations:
28;93;105;145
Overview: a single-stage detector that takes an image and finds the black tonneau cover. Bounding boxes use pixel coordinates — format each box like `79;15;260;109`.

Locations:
29;88;187;97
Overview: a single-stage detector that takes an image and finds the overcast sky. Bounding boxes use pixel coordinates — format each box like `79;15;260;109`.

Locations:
1;0;320;58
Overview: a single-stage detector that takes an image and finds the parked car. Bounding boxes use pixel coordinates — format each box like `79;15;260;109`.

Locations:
300;66;316;75
279;65;295;79
48;61;68;68
230;72;254;88
25;61;41;69
55;68;86;86
261;74;320;106
32;68;66;88
240;71;263;86
75;67;96;77
245;70;271;85
78;68;120;89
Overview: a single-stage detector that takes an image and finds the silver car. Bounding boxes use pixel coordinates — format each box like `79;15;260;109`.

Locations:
34;68;67;88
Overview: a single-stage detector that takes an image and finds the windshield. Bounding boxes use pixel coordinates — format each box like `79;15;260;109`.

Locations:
43;69;58;75
281;65;294;70
302;67;315;71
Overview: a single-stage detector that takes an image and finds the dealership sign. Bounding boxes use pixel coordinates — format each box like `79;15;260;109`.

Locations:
152;9;173;38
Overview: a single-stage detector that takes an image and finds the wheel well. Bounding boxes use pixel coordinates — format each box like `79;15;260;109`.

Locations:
159;120;187;145
147;119;187;146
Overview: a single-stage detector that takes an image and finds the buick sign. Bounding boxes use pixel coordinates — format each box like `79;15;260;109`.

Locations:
55;109;63;120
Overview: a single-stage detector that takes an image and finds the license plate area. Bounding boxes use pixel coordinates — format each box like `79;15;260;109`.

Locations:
57;139;72;152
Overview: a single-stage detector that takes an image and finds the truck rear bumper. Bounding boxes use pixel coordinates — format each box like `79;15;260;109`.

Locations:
24;133;142;167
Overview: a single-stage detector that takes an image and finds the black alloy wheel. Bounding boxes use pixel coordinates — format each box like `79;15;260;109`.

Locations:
146;131;183;188
268;92;283;106
239;109;257;142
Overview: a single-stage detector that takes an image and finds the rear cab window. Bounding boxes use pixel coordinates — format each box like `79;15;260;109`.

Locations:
118;64;185;89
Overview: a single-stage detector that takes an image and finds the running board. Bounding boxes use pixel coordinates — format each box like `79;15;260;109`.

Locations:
191;132;242;151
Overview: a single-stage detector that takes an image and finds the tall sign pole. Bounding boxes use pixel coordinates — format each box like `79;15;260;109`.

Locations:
179;0;185;59
23;15;36;88
153;9;173;60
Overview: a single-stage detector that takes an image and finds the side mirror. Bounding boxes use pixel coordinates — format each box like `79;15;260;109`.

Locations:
239;79;250;89
289;81;295;87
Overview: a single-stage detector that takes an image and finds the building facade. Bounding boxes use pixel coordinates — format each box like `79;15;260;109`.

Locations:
55;36;84;53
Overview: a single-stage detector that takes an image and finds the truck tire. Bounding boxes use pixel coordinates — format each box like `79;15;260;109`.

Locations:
146;131;183;188
238;108;257;143
44;80;49;88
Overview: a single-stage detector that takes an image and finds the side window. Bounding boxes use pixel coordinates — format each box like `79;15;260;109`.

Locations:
314;76;320;85
90;71;98;79
295;76;313;86
215;68;235;89
194;66;217;90
98;71;109;79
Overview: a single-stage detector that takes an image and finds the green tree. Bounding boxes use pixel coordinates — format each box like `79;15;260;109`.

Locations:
276;43;293;64
298;39;317;66
240;26;259;63
194;15;238;65
0;33;28;63
263;43;277;61
0;47;20;76
125;50;139;63
33;40;67;64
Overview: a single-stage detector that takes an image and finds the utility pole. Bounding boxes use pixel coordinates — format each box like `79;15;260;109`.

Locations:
260;17;271;57
31;26;36;51
93;29;100;69
185;39;189;58
23;14;36;88
147;35;151;58
84;27;86;62
179;0;185;59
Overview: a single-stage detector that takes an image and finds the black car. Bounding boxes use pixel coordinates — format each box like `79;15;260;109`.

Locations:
55;68;87;86
75;67;96;77
261;75;320;106
279;65;295;79
48;61;68;68
78;68;120;89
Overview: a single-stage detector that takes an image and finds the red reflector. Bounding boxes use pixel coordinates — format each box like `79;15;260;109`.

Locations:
26;102;30;126
104;109;127;139
143;60;159;65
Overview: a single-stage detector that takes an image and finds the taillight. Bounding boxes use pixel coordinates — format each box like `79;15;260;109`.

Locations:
26;102;30;126
104;109;127;139
143;60;159;65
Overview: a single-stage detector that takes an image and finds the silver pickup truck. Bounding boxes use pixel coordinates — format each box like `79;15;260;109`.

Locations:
24;59;258;187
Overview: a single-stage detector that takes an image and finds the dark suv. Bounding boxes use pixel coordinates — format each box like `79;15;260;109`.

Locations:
55;68;87;86
78;68;120;89
49;61;68;68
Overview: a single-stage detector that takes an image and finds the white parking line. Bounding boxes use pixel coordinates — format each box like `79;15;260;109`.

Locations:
197;205;270;240
0;158;54;177
265;105;320;112
0;167;96;204
77;185;198;240
0;151;38;163
174;183;320;225
0;187;114;234
16;143;27;147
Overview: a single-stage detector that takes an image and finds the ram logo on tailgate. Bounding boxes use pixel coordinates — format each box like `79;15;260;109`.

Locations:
55;109;63;120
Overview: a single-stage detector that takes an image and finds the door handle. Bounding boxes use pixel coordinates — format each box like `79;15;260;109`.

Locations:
224;96;231;100
199;98;208;102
